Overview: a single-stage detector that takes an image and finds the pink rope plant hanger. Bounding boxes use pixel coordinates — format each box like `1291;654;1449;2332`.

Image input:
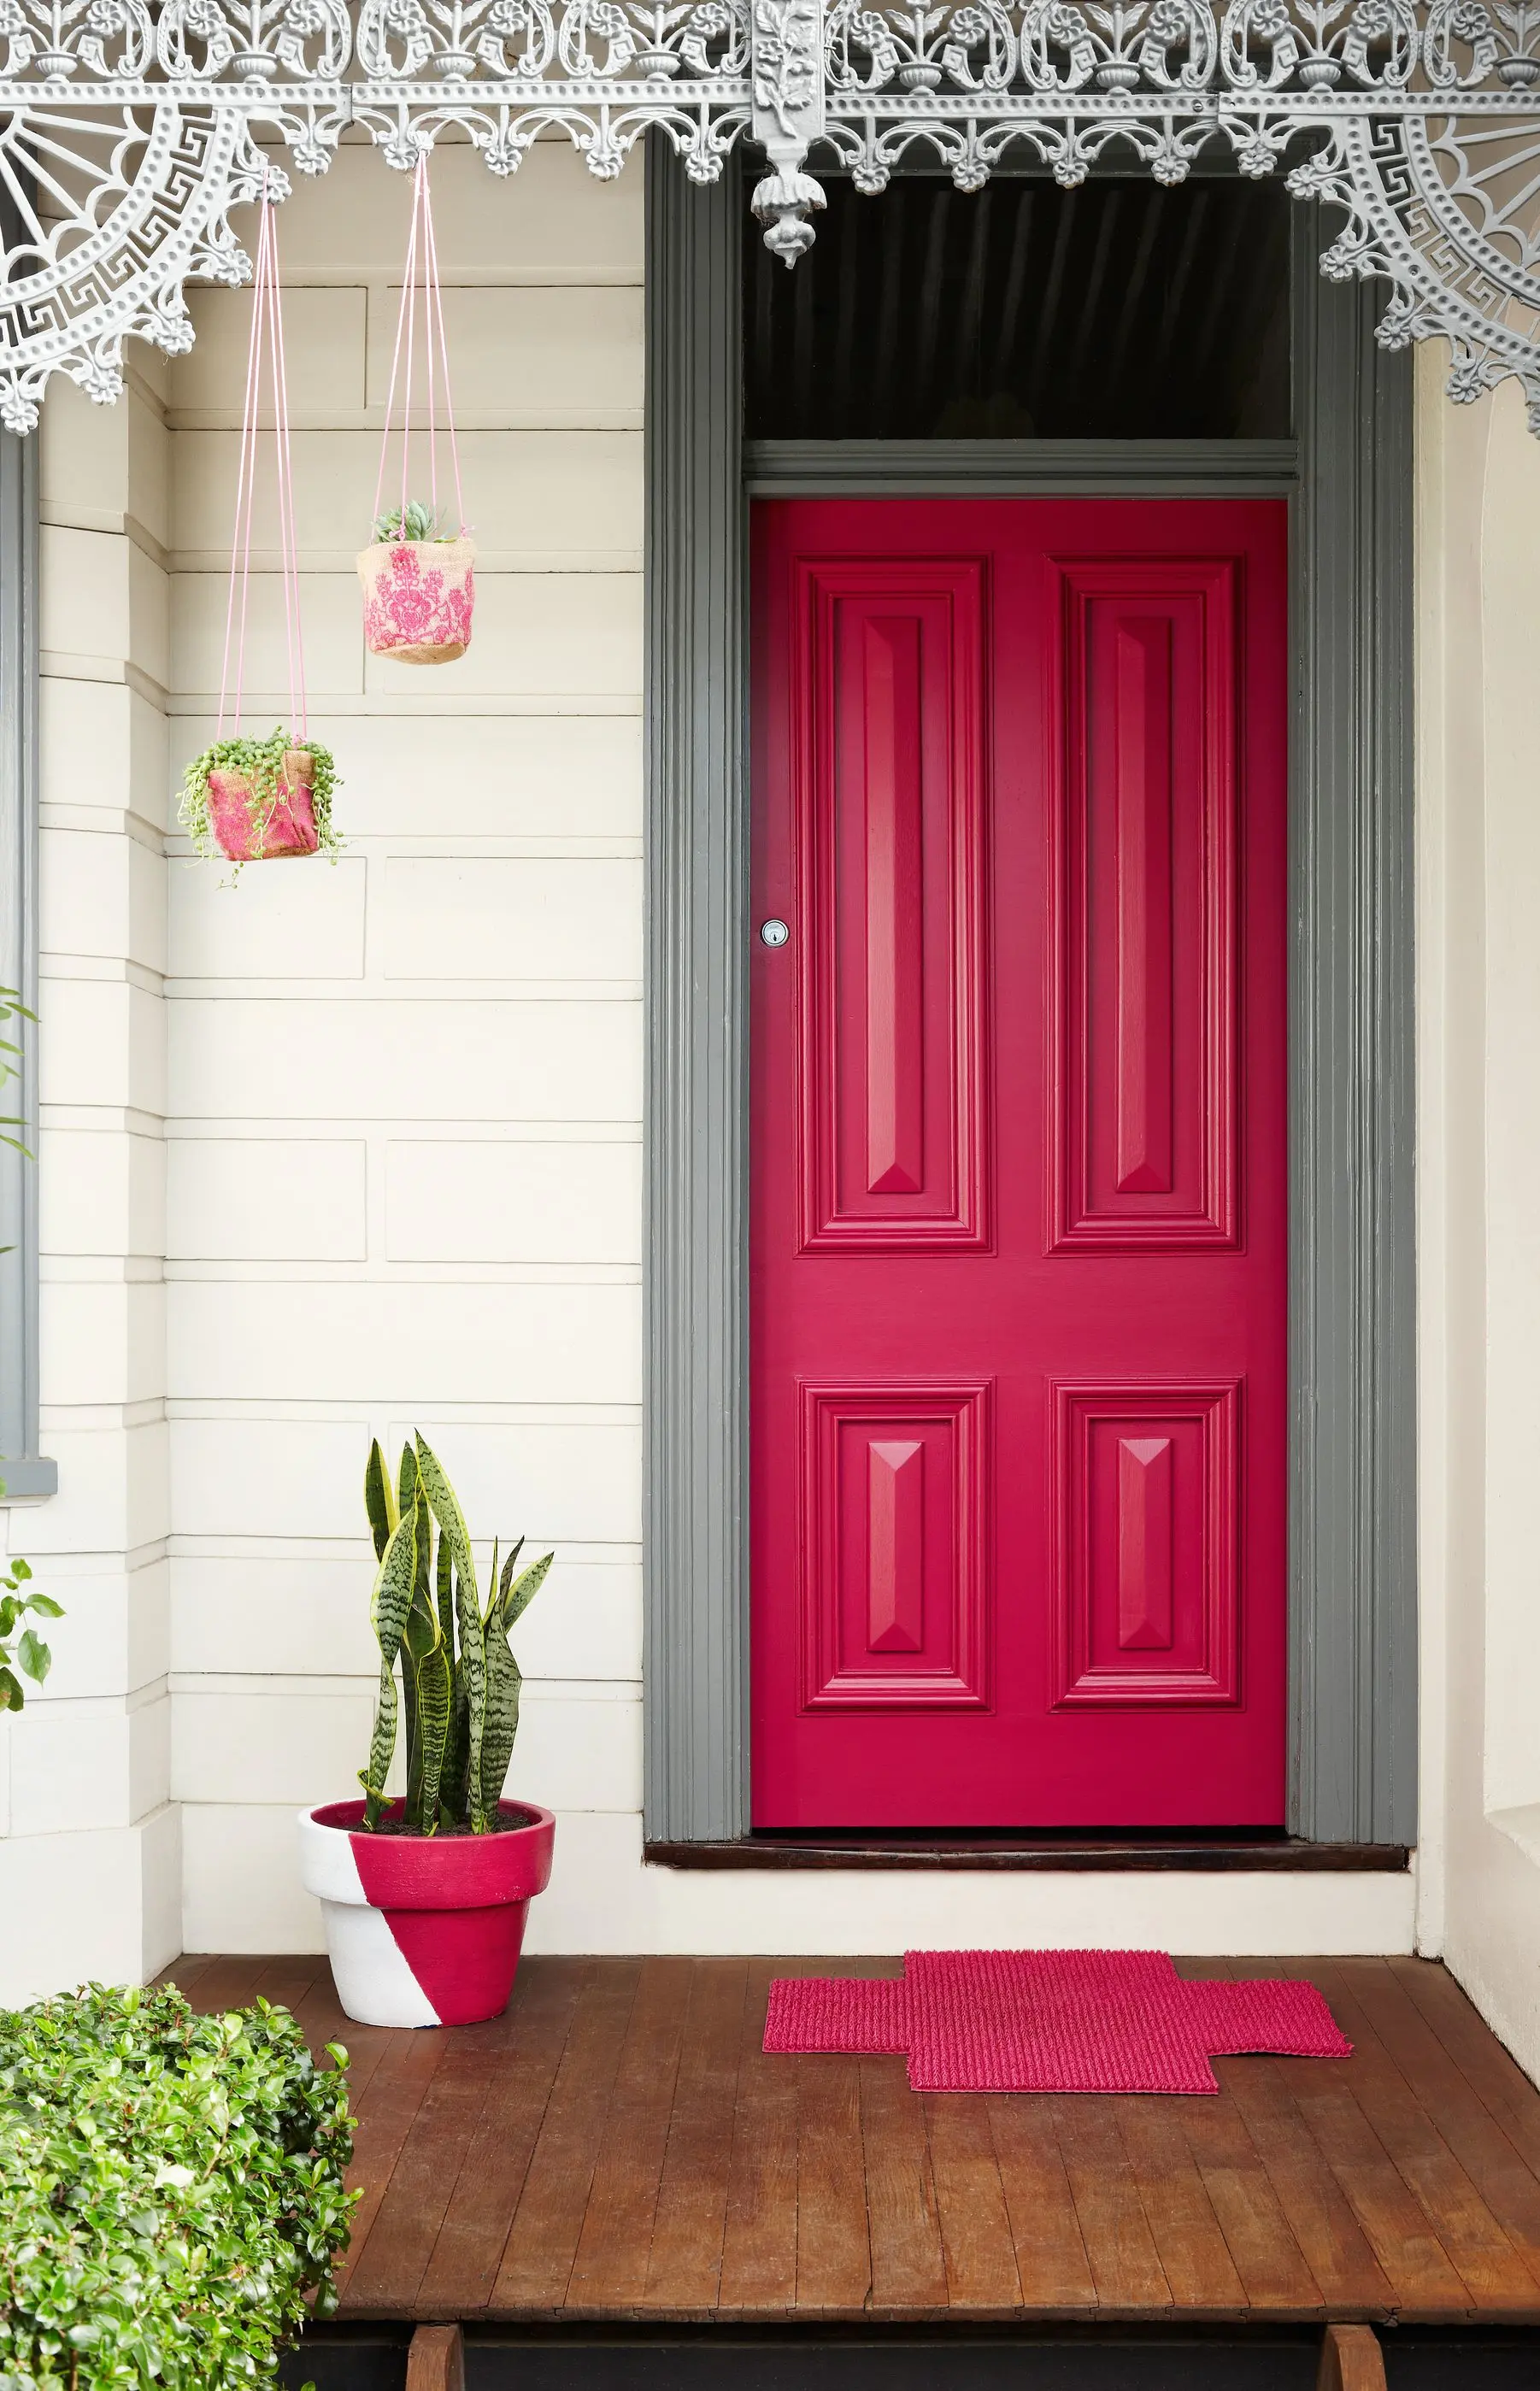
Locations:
358;151;476;667
178;173;339;872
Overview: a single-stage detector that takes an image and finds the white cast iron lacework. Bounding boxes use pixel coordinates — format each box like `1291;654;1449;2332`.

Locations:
1;0;1539;429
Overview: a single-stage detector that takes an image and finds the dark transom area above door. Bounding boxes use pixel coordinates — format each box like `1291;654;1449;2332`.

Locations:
744;175;1293;444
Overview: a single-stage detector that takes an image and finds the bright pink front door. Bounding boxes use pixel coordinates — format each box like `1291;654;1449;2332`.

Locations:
749;500;1288;1830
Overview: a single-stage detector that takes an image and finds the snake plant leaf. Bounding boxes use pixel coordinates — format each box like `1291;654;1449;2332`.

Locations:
497;1538;526;1612
361;1660;397;1830
398;1439;420;1521
371;1507;422;1671
501;1549;554;1633
440;1672;470;1831
401;1554;440;1830
364;1440;397;1565
479;1613;522;1824
412;1636;453;1830
436;1522;455;1656
415;1436;488;1825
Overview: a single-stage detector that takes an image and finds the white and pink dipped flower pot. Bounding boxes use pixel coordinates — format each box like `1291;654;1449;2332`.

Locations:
298;1798;555;2028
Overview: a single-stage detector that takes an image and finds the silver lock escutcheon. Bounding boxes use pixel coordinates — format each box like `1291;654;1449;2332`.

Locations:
760;918;790;949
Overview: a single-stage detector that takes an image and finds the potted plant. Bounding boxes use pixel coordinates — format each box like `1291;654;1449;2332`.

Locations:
357;501;476;664
297;1434;555;2030
179;726;343;869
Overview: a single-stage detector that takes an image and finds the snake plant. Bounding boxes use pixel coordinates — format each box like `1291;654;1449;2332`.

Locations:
357;1434;553;1835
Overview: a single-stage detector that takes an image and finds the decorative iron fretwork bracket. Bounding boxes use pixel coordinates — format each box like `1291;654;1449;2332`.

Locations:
0;0;1537;431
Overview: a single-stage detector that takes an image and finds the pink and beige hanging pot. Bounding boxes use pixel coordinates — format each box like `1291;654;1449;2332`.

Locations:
357;535;476;664
206;748;320;862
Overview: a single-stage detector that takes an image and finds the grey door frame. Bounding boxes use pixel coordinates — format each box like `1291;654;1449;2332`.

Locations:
643;151;1416;1849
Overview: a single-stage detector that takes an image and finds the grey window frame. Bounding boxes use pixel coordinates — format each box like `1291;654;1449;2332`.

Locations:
643;153;1415;1848
0;426;54;1501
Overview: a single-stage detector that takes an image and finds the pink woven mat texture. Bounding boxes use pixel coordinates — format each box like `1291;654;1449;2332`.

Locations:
763;1949;1353;2094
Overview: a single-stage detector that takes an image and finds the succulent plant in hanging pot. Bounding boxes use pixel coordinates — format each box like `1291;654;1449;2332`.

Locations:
297;1434;556;2029
358;501;476;667
179;727;343;870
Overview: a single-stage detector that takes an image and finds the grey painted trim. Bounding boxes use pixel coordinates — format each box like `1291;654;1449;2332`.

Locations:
1288;203;1416;1844
642;136;749;1841
645;171;1417;1848
746;438;1299;496
0;426;53;1502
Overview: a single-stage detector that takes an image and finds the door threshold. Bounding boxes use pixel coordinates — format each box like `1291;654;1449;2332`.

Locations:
643;1832;1410;1872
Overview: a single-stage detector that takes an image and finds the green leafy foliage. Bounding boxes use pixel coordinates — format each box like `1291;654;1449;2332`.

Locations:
357;1436;552;1836
178;731;343;873
0;1982;356;2391
371;501;456;543
0;1554;63;1714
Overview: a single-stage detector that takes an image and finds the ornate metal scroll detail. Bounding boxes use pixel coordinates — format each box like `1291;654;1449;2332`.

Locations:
0;0;1537;430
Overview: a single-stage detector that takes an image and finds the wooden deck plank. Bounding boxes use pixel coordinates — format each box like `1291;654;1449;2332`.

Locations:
250;1957;324;2011
179;1954;274;2010
1218;2052;1397;2313
862;2053;949;2313
1254;1961;1477;2318
1049;2095;1173;2312
795;2053;873;2312
1115;2095;1250;2312
344;2012;521;2317
1350;1959;1540;2279
638;1958;749;2311
718;1959;801;2314
985;2097;1098;2312
487;1957;643;2314
335;2030;450;2303
1308;1959;1540;2311
925;2090;1021;2311
416;1958;587;2317
156;1953;218;1994
567;1955;695;2309
1390;1958;1540;2172
1179;2083;1325;2312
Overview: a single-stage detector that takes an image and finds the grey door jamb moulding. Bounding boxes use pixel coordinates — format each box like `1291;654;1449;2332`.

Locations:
0;425;55;1501
644;157;1415;1849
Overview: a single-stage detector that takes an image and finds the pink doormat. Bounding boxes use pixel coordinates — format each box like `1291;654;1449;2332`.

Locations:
763;1949;1352;2094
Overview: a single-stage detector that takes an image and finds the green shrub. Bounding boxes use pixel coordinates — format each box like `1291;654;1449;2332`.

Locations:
0;1983;356;2391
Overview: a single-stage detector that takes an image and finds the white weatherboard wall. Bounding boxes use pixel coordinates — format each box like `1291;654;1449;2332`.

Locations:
163;140;645;1954
1414;348;1540;2083
0;364;180;2003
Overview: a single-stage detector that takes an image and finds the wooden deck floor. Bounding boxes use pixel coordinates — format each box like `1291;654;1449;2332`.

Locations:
167;1953;1540;2329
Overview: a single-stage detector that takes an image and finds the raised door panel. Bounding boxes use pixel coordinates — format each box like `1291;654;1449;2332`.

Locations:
1051;1379;1241;1707
801;1380;990;1709
1050;558;1238;1252
796;559;988;1252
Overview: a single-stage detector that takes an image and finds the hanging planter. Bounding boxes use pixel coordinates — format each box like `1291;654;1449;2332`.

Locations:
359;506;475;666
179;730;339;865
360;157;473;668
179;173;341;877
